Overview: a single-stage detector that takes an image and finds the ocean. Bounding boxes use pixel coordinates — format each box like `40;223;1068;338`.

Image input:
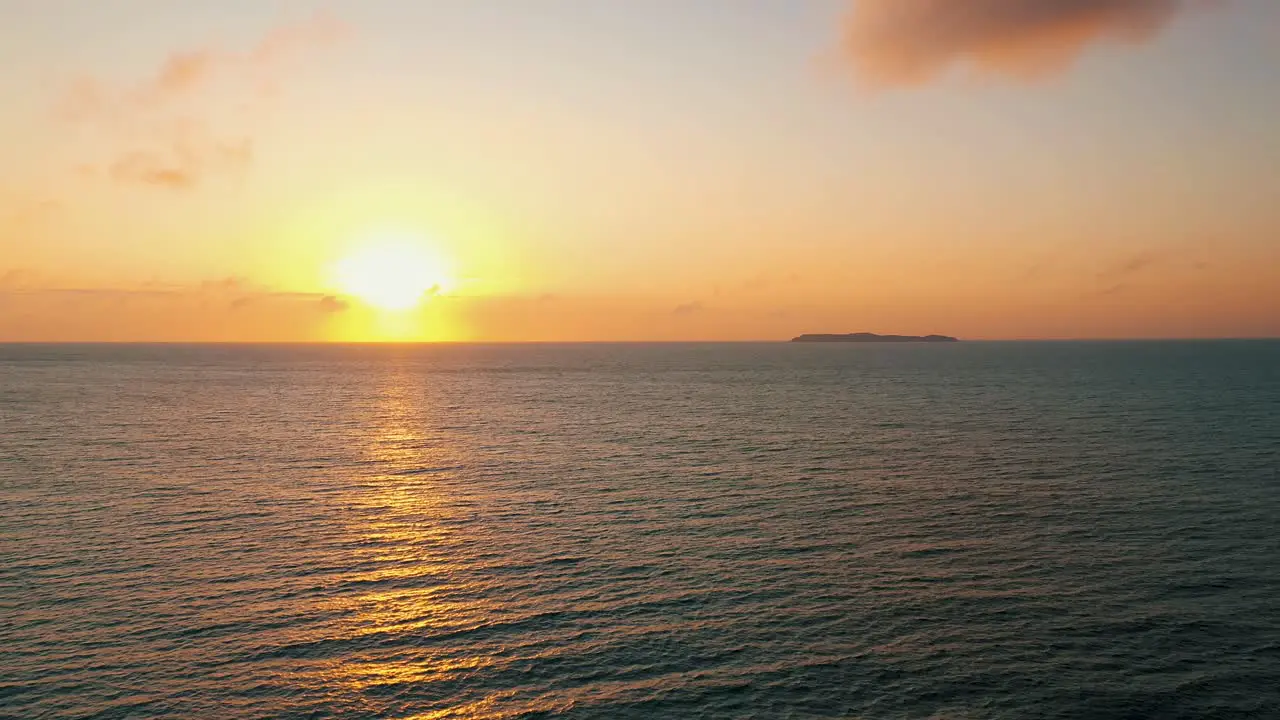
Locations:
2;341;1278;719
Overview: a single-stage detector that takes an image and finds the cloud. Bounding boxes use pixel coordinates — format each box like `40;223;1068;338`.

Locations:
1090;248;1209;295
1099;249;1163;279
109;137;252;190
2;199;62;232
673;301;706;316
155;50;219;97
736;271;805;295
839;0;1211;87
109;155;195;189
201;276;251;292
0;276;353;341
0;276;354;317
251;12;348;68
62;12;346;115
319;295;350;313
0;269;41;291
59;13;345;190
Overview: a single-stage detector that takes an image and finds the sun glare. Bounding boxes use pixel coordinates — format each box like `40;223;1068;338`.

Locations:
334;233;453;311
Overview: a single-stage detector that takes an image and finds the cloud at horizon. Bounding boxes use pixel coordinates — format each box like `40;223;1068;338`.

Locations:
839;0;1212;87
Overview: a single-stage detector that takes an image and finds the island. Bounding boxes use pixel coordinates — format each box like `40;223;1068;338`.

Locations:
791;333;959;343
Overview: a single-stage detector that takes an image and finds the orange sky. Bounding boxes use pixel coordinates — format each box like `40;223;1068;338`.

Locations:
2;0;1278;341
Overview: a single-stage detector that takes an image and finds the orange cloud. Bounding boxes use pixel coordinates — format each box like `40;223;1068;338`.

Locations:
109;137;252;190
59;13;345;190
251;11;349;68
154;50;219;96
840;0;1207;87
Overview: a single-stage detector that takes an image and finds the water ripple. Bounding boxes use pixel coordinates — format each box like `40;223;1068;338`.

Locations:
2;341;1279;718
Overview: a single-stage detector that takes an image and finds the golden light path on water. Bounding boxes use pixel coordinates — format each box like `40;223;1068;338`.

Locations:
283;360;490;715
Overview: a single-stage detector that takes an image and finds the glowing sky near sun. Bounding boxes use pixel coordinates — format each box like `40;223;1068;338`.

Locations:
2;0;1278;341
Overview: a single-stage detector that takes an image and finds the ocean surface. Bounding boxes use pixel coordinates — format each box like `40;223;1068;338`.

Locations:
2;341;1279;719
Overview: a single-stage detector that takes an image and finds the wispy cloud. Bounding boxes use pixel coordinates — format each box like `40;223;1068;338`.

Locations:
59;13;346;190
0;268;42;291
61;12;346;117
838;0;1215;88
155;51;219;96
250;12;348;71
0;276;351;315
108;136;253;190
1099;249;1164;279
0;274;353;341
1089;248;1187;296
1;199;62;233
673;301;706;316
319;295;350;314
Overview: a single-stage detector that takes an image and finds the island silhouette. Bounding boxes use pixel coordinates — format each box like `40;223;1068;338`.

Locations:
791;333;959;343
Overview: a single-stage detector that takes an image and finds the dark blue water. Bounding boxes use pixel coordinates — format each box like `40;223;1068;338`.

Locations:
2;341;1278;719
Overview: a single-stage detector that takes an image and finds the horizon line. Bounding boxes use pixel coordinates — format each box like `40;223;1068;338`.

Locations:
1;337;1278;346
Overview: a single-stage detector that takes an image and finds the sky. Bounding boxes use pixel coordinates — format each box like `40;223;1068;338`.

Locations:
2;0;1278;341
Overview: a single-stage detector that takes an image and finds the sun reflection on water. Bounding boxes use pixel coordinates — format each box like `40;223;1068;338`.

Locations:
308;358;499;713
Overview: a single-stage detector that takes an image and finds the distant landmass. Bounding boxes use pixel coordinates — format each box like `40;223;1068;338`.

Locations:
791;333;959;343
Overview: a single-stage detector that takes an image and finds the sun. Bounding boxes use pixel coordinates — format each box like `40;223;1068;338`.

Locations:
334;233;454;311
